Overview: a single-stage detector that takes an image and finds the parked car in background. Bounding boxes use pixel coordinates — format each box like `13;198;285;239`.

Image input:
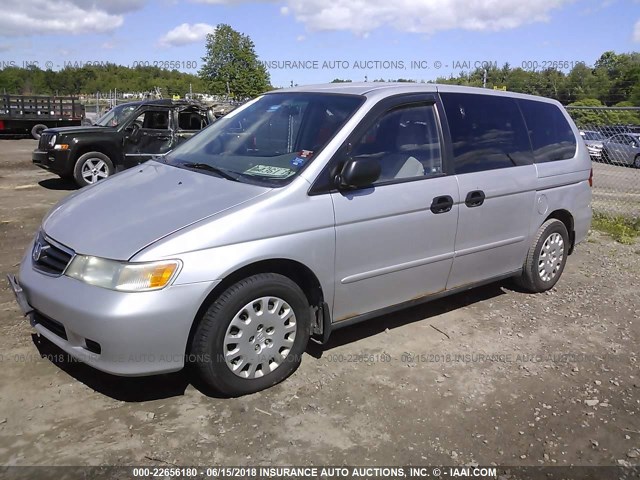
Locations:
602;133;640;167
32;99;214;187
10;83;591;396
579;130;605;160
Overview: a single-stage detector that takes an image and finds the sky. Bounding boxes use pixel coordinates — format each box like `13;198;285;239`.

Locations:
0;0;638;89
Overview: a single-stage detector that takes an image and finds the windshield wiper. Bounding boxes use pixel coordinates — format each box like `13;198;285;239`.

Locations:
178;162;240;182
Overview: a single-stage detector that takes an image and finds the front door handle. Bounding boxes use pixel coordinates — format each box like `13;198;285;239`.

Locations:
465;190;485;208
430;195;454;214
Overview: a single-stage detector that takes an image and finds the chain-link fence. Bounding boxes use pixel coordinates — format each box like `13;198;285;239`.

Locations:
565;106;640;218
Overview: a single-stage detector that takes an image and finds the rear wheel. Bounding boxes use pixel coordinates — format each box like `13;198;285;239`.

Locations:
516;219;569;293
190;273;310;397
73;152;114;187
634;155;640;169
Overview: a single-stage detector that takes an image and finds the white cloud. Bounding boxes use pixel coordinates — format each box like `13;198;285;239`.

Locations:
189;0;570;35
0;0;146;36
191;0;274;3
634;19;640;42
158;23;216;47
281;0;571;35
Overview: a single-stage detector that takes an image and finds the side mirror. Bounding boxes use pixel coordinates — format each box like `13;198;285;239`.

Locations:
336;157;381;190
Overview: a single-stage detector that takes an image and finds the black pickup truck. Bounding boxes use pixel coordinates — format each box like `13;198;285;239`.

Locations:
32;99;214;187
0;95;85;138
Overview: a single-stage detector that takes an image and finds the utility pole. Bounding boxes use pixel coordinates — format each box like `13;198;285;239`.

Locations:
483;69;487;88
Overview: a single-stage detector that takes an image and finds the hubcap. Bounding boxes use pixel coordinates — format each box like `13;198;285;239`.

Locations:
223;296;296;379
538;232;564;282
81;158;109;184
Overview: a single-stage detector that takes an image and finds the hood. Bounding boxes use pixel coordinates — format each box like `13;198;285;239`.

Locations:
42;162;271;260
44;125;116;135
584;140;603;148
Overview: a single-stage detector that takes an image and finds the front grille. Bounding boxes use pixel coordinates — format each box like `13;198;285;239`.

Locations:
33;311;68;340
38;133;53;151
32;232;74;276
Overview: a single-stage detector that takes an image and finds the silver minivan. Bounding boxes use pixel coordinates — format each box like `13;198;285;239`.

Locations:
9;83;592;396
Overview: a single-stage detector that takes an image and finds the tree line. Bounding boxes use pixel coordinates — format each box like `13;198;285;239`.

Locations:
0;64;208;98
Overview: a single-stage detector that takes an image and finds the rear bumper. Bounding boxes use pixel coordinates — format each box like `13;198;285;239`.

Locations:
32;149;73;176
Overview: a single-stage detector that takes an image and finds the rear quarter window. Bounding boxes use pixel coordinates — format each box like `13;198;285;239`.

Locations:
440;92;533;174
518;99;577;163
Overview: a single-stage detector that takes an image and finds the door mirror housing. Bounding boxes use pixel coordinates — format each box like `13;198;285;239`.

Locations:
336;157;381;190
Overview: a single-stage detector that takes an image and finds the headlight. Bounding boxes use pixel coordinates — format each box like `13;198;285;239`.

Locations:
48;135;56;148
65;255;181;292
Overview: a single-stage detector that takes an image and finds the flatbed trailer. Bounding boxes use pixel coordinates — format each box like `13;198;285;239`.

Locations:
0;95;85;139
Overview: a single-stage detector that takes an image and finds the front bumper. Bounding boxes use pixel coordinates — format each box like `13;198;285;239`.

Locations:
32;149;73;176
13;245;216;376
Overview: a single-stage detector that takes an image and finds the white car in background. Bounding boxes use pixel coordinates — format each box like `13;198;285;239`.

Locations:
580;130;605;160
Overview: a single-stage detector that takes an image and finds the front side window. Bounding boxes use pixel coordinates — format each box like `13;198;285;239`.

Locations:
351;103;443;184
165;93;363;186
518;99;576;163
133;110;170;130
441;93;533;174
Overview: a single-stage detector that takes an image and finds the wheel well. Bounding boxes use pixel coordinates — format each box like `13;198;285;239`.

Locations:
73;145;114;163
185;259;325;355
545;209;575;253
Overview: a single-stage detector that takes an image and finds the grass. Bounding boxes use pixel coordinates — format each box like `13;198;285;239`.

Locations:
591;212;640;244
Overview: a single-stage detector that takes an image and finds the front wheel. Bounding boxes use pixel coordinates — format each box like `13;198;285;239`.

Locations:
516;219;569;293
190;273;311;396
634;155;640;169
73;152;114;187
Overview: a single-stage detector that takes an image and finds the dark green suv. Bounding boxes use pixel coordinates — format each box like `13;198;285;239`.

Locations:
32;99;214;187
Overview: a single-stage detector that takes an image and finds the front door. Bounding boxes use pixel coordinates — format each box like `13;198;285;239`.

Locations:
123;108;174;169
327;97;460;323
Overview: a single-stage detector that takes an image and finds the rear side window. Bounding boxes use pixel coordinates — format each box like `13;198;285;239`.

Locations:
518;99;576;163
441;93;533;174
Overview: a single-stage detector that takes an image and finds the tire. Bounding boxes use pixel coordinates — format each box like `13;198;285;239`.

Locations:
601;149;610;164
73;152;114;187
516;219;569;293
31;124;48;140
634;155;640;169
190;273;311;397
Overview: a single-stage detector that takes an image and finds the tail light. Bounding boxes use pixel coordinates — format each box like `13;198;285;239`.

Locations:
588;168;593;187
0;120;4;131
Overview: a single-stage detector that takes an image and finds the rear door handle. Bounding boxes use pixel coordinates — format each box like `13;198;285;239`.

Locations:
430;195;454;214
465;190;485;208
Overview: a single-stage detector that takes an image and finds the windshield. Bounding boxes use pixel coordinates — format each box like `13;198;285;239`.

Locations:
164;93;364;186
582;131;604;141
95;103;139;127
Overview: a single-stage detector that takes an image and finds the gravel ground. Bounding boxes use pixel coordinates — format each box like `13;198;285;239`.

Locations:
0;140;638;474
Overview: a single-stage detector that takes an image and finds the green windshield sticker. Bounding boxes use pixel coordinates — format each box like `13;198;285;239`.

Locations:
245;165;294;178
